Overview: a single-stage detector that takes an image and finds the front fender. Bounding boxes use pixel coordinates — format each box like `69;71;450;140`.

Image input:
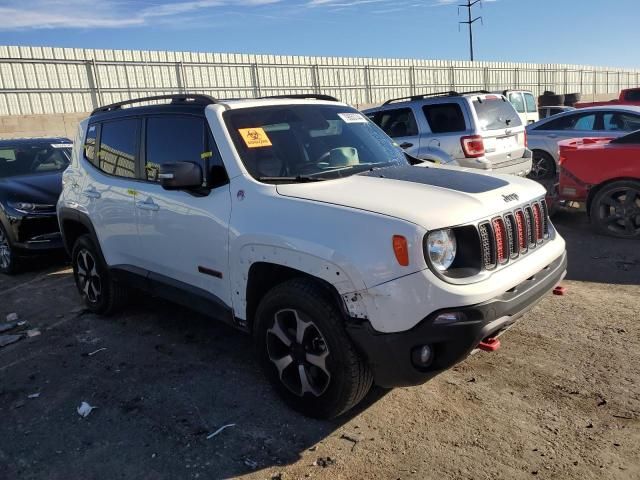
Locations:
230;237;370;320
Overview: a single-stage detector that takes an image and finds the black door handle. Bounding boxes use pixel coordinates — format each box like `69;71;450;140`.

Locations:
399;142;414;149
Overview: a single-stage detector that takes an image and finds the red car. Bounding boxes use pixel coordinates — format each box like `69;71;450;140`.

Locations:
558;130;640;238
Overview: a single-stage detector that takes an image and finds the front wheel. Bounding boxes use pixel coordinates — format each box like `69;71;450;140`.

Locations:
254;278;373;419
528;151;556;181
590;180;640;239
71;235;127;314
0;223;19;275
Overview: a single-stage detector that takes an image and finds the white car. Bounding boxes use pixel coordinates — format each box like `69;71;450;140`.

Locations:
58;94;567;418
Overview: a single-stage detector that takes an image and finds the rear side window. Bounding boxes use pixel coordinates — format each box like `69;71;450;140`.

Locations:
98;119;139;179
372;108;418;138
145;116;205;182
603;112;640;132
535;112;594;131
422;103;466;133
473;97;522;130
84;124;99;168
508;92;525;113
524;93;537;113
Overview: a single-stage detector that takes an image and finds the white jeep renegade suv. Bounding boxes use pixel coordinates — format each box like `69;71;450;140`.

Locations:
58;94;567;418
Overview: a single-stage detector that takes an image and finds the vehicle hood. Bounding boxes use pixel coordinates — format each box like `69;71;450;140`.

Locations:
276;165;546;230
0;173;63;205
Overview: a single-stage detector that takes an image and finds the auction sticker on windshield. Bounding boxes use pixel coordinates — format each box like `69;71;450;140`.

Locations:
239;128;273;148
338;112;368;124
51;143;73;148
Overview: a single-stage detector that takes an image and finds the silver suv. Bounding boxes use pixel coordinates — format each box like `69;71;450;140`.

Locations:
364;91;532;176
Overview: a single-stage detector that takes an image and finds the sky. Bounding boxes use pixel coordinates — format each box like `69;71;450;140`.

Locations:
0;0;638;68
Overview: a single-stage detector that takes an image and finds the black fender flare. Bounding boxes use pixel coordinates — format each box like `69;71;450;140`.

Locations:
57;207;103;261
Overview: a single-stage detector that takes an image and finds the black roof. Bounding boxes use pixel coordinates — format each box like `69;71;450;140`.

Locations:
0;137;72;148
88;93;341;122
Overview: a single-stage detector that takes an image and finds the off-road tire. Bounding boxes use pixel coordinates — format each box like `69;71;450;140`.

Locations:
71;234;128;314
564;93;582;106
538;94;565;107
254;277;373;419
590;180;640;239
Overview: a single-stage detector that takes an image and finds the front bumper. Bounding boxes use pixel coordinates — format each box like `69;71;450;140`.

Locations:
490;149;533;177
346;251;567;388
5;213;64;253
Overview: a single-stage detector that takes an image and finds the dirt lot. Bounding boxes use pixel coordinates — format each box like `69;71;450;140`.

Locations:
0;210;638;480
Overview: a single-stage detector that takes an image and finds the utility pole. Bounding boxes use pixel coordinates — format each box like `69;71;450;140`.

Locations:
458;0;483;61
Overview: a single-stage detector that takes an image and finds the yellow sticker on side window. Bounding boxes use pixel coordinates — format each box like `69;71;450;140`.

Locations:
238;128;273;148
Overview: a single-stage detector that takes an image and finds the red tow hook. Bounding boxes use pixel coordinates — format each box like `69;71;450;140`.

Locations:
553;285;567;296
478;337;501;352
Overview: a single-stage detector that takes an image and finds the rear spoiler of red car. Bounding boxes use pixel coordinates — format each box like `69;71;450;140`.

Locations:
558;137;615;151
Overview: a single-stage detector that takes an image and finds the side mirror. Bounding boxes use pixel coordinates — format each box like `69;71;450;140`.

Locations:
159;161;202;190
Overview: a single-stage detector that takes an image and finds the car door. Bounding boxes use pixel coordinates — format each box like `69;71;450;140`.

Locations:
507;92;528;125
132;113;232;306
83;118;140;267
523;92;539;124
420;102;468;162
371;107;421;157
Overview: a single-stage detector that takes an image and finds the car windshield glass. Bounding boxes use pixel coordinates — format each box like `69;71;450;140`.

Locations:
0;144;71;179
224;104;408;182
473;96;522;130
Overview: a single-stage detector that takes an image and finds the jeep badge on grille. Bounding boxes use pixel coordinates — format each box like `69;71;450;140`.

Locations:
502;193;519;203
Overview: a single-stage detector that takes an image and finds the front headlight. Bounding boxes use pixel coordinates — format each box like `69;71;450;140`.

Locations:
8;202;55;214
426;229;457;271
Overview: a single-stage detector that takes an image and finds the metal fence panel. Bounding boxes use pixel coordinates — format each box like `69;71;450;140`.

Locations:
0;46;638;115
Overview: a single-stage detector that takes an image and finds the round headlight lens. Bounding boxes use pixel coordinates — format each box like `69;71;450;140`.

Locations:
426;229;457;271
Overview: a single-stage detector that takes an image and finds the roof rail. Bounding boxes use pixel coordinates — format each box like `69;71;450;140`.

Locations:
260;94;340;102
91;94;218;115
382;91;459;105
456;90;491;96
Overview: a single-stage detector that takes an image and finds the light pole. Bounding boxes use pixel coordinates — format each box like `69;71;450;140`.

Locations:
458;0;483;61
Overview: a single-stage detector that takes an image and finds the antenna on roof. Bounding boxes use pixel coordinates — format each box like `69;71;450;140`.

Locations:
458;0;483;61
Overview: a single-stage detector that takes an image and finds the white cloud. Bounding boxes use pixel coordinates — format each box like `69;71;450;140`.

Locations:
0;0;284;30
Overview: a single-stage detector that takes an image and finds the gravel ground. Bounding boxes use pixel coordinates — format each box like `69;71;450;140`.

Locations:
0;210;638;480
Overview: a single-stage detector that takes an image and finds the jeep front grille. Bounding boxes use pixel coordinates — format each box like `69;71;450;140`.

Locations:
478;198;550;271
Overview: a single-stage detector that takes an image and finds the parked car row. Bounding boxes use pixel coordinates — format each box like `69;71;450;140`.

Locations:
1;89;635;418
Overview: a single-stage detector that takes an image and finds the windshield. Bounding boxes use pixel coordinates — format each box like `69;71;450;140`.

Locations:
224;104;408;182
473;96;523;131
0;143;71;179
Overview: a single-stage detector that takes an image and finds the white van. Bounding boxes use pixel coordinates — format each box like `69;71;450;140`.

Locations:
494;90;539;125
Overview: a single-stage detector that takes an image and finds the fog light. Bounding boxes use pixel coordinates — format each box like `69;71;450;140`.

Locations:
433;311;467;325
411;345;433;368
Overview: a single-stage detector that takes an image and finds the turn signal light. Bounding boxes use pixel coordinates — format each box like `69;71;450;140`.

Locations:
392;235;409;266
460;135;485;158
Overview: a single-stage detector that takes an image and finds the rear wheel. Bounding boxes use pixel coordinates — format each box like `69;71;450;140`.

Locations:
529;150;556;181
0;223;19;275
71;235;127;314
254;278;373;419
590;180;640;239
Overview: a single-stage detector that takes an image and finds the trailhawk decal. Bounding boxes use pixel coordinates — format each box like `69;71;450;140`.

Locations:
358;165;509;194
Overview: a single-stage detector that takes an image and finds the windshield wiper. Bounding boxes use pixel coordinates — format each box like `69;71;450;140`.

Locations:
257;175;325;183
